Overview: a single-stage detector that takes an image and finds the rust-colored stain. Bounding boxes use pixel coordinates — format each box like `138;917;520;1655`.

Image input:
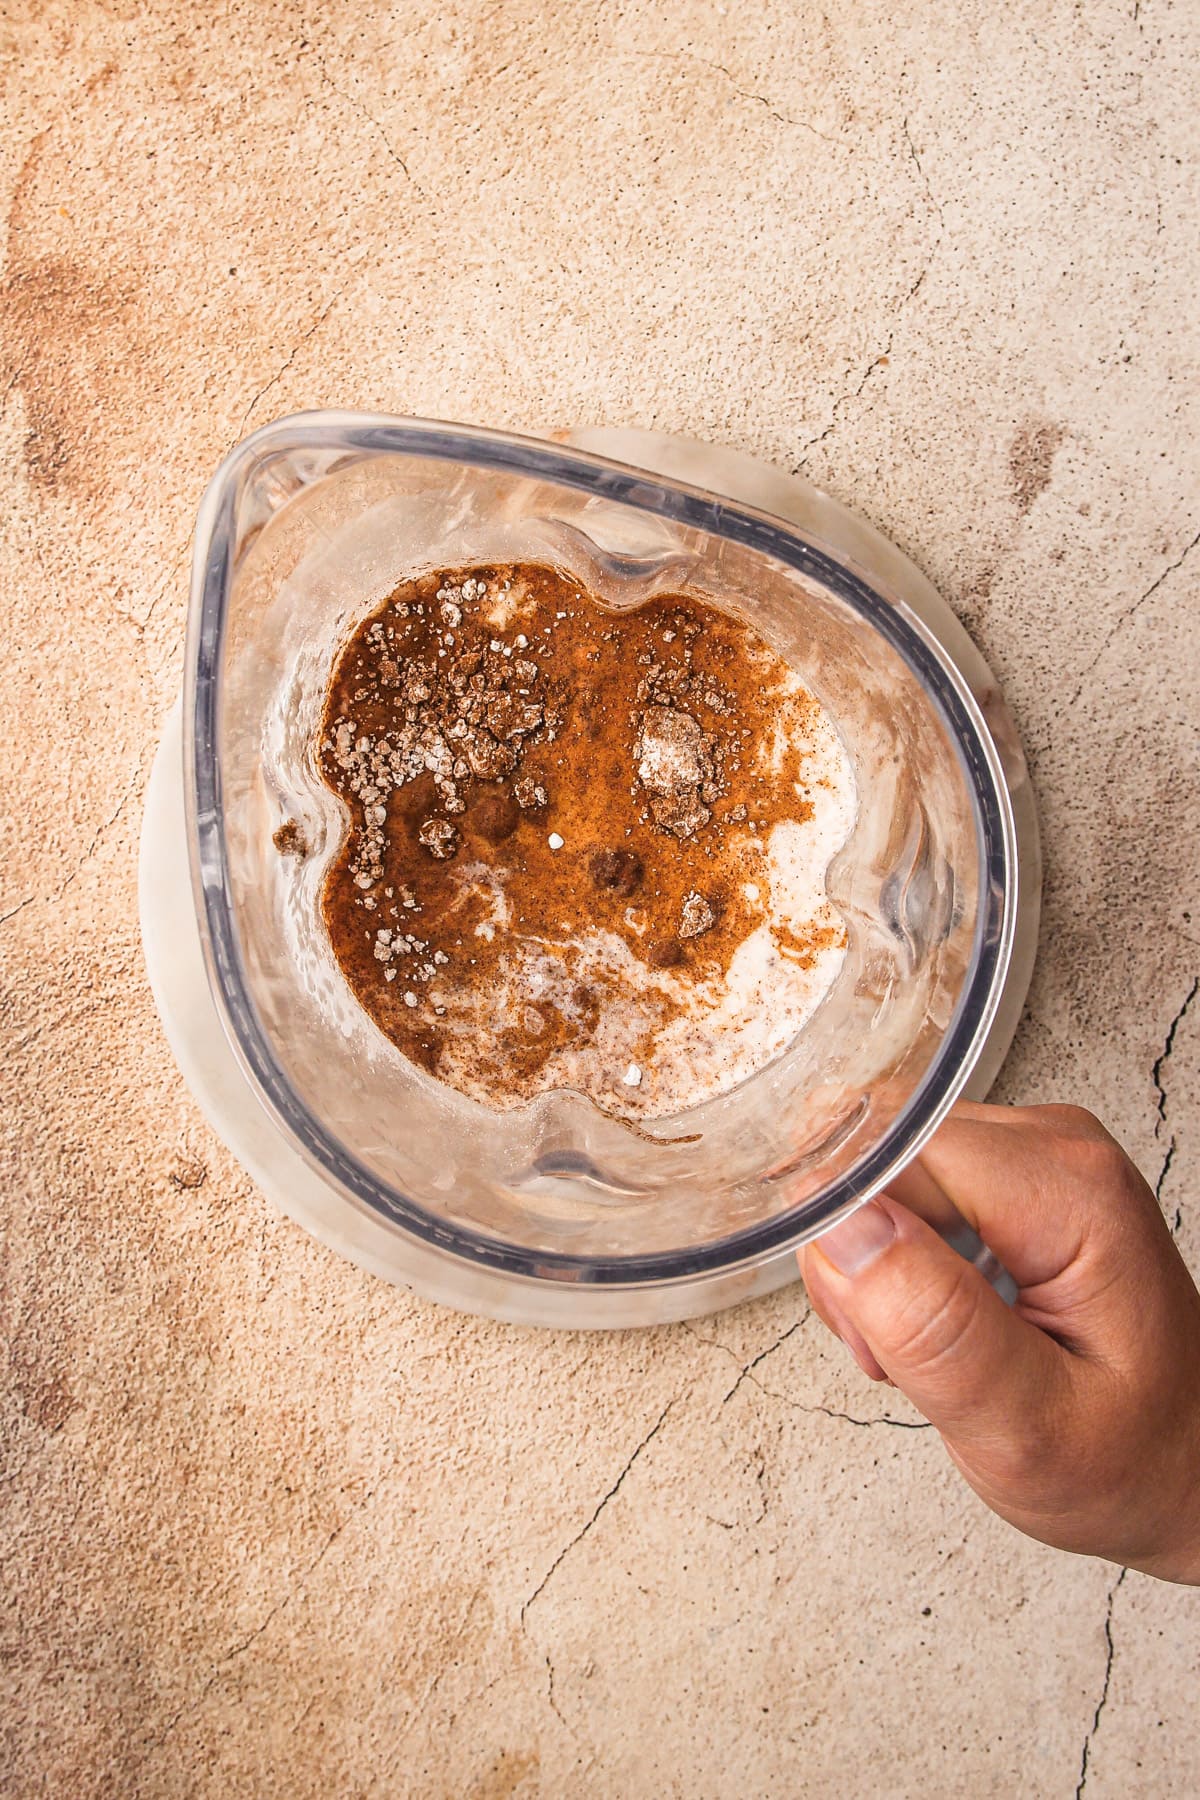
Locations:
463;1748;540;1799
1;129;153;498
10;1347;75;1434
1009;420;1066;516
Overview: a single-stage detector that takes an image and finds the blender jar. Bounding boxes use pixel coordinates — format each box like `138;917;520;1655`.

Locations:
177;413;1023;1326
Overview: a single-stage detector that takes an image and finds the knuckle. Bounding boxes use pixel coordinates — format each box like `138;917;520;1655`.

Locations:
1035;1103;1108;1142
1069;1133;1131;1192
1036;1106;1132;1185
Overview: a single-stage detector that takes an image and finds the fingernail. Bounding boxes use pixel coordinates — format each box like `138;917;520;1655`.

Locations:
817;1198;896;1276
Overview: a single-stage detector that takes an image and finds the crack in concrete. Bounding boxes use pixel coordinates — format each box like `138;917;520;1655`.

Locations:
0;892;36;928
241;281;350;432
685;1312;924;1429
291;1692;320;1735
445;1672;504;1735
1153;974;1198;1131
903;116;945;226
146;1478;384;1752
106;540;190;714
1156;1140;1182;1234
678;1319;739;1360
1070;526;1200;704
1152;974;1197;1236
614;46;844;147
902;258;933;306
721;1310;811;1404
793;331;895;463
752;1451;769;1523
545;1653;570;1733
520;1397;676;1623
703;1446;768;1531
799;1400;930;1430
395;1580;486;1739
4;749;149;932
898;116;947;305
316;53;430;198
752;1377;933;1430
0;365;23;410
788;117;944;467
112;544;188;643
57;757;146;900
137;544;191;638
1074;1566;1127;1796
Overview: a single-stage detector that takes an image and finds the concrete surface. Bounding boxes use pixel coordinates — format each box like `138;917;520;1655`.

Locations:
2;1;1198;1794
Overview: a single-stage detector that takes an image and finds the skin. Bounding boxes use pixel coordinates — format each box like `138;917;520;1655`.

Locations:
798;1102;1200;1584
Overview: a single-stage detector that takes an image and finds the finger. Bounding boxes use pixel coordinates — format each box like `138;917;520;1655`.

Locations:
904;1104;1184;1361
884;1155;980;1245
797;1250;888;1380
907;1106;1089;1286
910;1102;1171;1287
804;1194;1067;1447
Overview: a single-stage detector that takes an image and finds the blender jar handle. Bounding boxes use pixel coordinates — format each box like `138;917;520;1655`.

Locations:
936;1207;1019;1306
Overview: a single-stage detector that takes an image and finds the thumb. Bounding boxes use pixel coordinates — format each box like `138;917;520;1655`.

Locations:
800;1195;1064;1447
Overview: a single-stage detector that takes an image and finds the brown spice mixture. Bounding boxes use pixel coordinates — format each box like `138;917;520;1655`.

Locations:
311;563;837;1108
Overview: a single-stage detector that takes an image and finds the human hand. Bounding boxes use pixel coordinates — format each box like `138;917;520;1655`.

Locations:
798;1102;1200;1583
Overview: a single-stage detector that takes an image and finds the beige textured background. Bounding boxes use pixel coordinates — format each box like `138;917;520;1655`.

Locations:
2;1;1198;1794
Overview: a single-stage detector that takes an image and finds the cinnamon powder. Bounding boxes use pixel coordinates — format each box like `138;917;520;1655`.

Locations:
309;562;847;1116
